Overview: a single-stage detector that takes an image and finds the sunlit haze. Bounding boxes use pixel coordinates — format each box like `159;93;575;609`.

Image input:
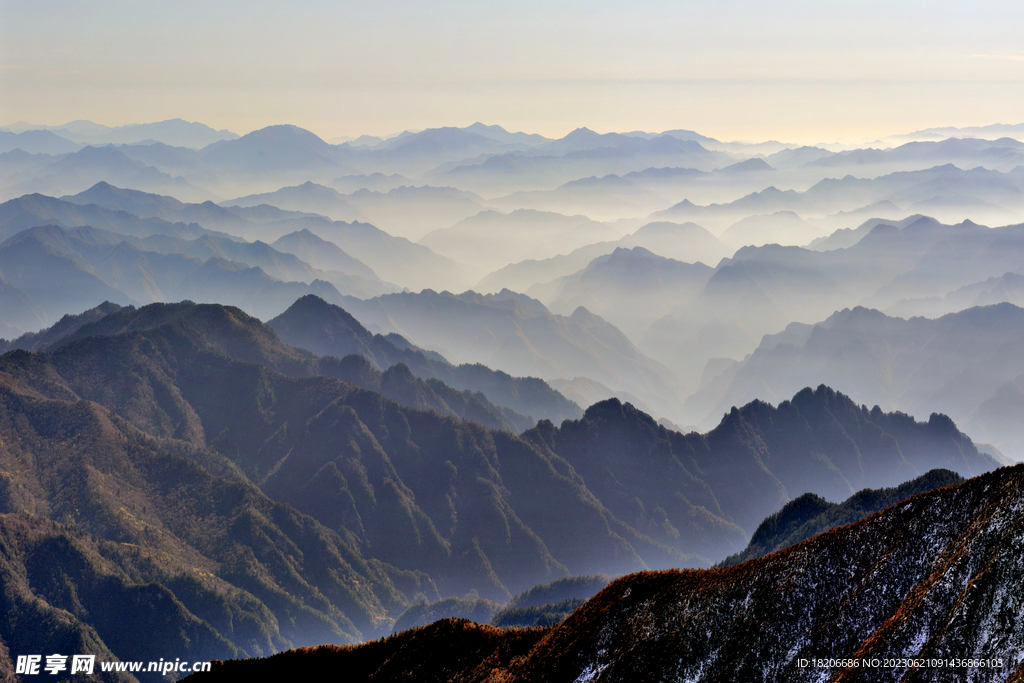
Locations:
2;0;1022;143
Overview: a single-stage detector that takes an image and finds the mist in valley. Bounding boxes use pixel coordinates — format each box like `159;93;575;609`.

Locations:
5;2;1024;674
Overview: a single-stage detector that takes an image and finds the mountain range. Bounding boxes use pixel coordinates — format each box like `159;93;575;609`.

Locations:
475;220;729;295
18;181;468;294
2;119;240;148
185;462;1024;682
0;298;997;679
2;145;211;203
336;289;692;420
531;247;714;339
718;468;966;566
685;303;1024;460
0;219;391;331
419;209;622;274
639;214;1024;392
651;164;1024;233
266;294;582;425
4;115;1024;681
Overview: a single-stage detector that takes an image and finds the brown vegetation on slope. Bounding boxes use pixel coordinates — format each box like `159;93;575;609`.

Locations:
189;465;1024;683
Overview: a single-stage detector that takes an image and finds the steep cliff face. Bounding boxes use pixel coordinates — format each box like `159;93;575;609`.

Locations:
192;465;1024;683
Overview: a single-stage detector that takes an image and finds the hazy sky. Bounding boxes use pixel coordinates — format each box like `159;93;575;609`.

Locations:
2;0;1022;143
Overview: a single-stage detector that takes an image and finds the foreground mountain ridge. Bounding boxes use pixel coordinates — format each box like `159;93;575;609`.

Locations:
190;462;1024;682
718;468;967;566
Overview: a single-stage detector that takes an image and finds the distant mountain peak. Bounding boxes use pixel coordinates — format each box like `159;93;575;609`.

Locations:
719;157;774;173
564;127;599;139
569;306;607;327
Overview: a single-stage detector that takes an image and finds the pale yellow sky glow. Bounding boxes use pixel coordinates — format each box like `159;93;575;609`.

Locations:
2;0;1022;144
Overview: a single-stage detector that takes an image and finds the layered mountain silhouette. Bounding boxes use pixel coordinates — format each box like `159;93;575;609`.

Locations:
419;209;621;274
394;574;613;633
200;125;353;179
718;210;825;249
189;463;1024;683
0;129;81;155
4;118;239;148
341;185;486;241
0;221;390;330
490;173;673;221
5;115;1024;681
0;300;996;675
223;181;361;222
640;214;1024;391
269;228;382;281
437;133;735;193
808;137;1024;173
53;183;438;293
336;289;692;420
267;294;581;425
686;303;1024;460
531;247;714;339
0;192;231;242
63;181;248;230
487;575;612;629
233;214;473;292
475;220;729;295
3;145;209;203
650;164;1024;232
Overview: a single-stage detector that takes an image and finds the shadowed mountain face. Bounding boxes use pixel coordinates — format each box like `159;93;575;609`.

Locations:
0;366;416;664
0;303;694;601
525;386;994;542
0;301;125;354
509;465;1024;683
0;300;1001;679
187;464;1024;683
